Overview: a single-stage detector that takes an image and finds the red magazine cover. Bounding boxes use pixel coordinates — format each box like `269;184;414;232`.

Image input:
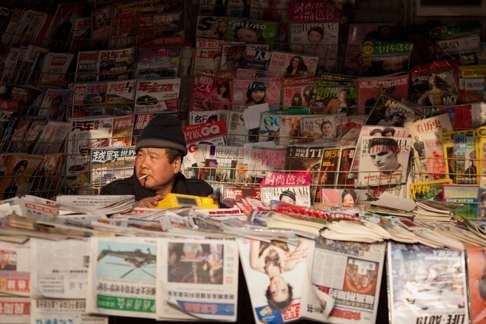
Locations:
356;73;409;114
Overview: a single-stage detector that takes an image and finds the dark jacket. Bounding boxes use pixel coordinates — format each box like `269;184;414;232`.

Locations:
100;172;213;200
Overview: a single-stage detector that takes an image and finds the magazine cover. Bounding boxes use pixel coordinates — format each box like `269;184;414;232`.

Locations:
191;74;232;111
240;43;271;70
98;47;135;81
287;0;341;23
232;78;282;110
135;47;181;79
408;114;453;181
38;53;74;87
300;115;337;141
359;40;413;76
477;126;486;187
356;74;409;114
193;38;223;74
337;146;356;187
408;179;451;201
409;60;458;106
244;143;287;180
0;153;43;199
220;41;246;71
134;79;181;113
75;50;100;82
183;120;228;147
288;22;339;71
225;18;279;47
72;82;108;118
457;65;486;104
312;79;357;114
90;146;136;189
156;238;239;321
437;34;481;66
87;237;157;318
357;136;411;187
0;241;30;296
268;52;319;78
344;23;392;74
311;239;385;324
260;171;312;206
238;237;314;323
196;16;228;40
279;114;307;145
452;130;477;184
443;184;479;220
105;79;136;116
387;242;468;324
466;246;486;324
226;111;248;145
91;5;113;46
249;0;290;21
281;77;317;109
366;95;416;127
37;88;70;121
189;110;229;125
317;147;341;190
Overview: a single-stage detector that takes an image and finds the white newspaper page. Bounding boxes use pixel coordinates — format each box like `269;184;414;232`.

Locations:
32;299;108;324
0;296;29;323
156;238;238;322
86;237;157;318
238;238;314;323
312;239;386;324
0;241;30;296
30;239;90;299
387;242;469;324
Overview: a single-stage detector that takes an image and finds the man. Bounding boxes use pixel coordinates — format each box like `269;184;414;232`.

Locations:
101;115;213;207
367;137;401;173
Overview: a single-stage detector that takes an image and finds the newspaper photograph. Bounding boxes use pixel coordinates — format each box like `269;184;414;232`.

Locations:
387;242;469;324
0;296;29;323
30;239;90;299
0;241;30;296
87;237;157;318
238;238;314;323
312;239;386;324
32;299;107;324
156;238;239;321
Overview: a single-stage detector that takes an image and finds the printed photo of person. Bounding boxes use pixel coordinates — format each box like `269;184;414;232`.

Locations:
3;159;28;199
320;119;334;138
285;56;308;77
249;239;310;311
279;189;296;204
246;81;266;105
341;189;358;209
367;137;402;174
235;25;259;43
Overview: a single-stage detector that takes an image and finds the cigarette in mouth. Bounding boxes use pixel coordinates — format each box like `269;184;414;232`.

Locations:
138;175;149;180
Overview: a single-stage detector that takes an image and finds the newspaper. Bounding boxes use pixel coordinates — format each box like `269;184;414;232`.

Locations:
0;241;30;296
311;238;386;324
0;296;29;323
32;299;107;324
30;239;89;299
56;195;135;216
86;237;157;318
156;237;239;321
387;242;469;324
238;237;316;323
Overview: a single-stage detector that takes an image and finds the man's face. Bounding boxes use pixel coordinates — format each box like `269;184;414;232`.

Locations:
308;30;322;44
135;148;181;190
369;145;399;172
236;28;258;43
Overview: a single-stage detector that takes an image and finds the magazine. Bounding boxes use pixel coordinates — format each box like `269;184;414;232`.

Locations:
287;0;341;23
37;52;74;87
98;47;135;81
90;146;136;189
240;43;271;70
268;51;319;78
260;171;312;207
233;77;282;110
134;79;181;113
359;40;413;76
366;95;416;127
75;50;100;82
356;74;409;114
457;65;486;104
408;114;453;181
387;242;469;324
156;237;239;321
136;47;181;79
87;237;157;318
288;22;339;71
225;18;279;47
311;238;386;324
191;73;232;111
0;153;43;199
451;130;477;184
244;143;288;180
193;38;224;74
357;136;411;187
281;77;317;109
196;16;228;40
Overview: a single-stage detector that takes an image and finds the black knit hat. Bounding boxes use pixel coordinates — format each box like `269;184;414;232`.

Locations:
136;114;187;155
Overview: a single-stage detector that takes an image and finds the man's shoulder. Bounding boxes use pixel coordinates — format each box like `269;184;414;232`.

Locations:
174;175;213;197
100;177;135;195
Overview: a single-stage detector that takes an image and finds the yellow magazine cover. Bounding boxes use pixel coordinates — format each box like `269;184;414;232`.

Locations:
476;126;486;187
441;130;455;182
408;179;452;201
